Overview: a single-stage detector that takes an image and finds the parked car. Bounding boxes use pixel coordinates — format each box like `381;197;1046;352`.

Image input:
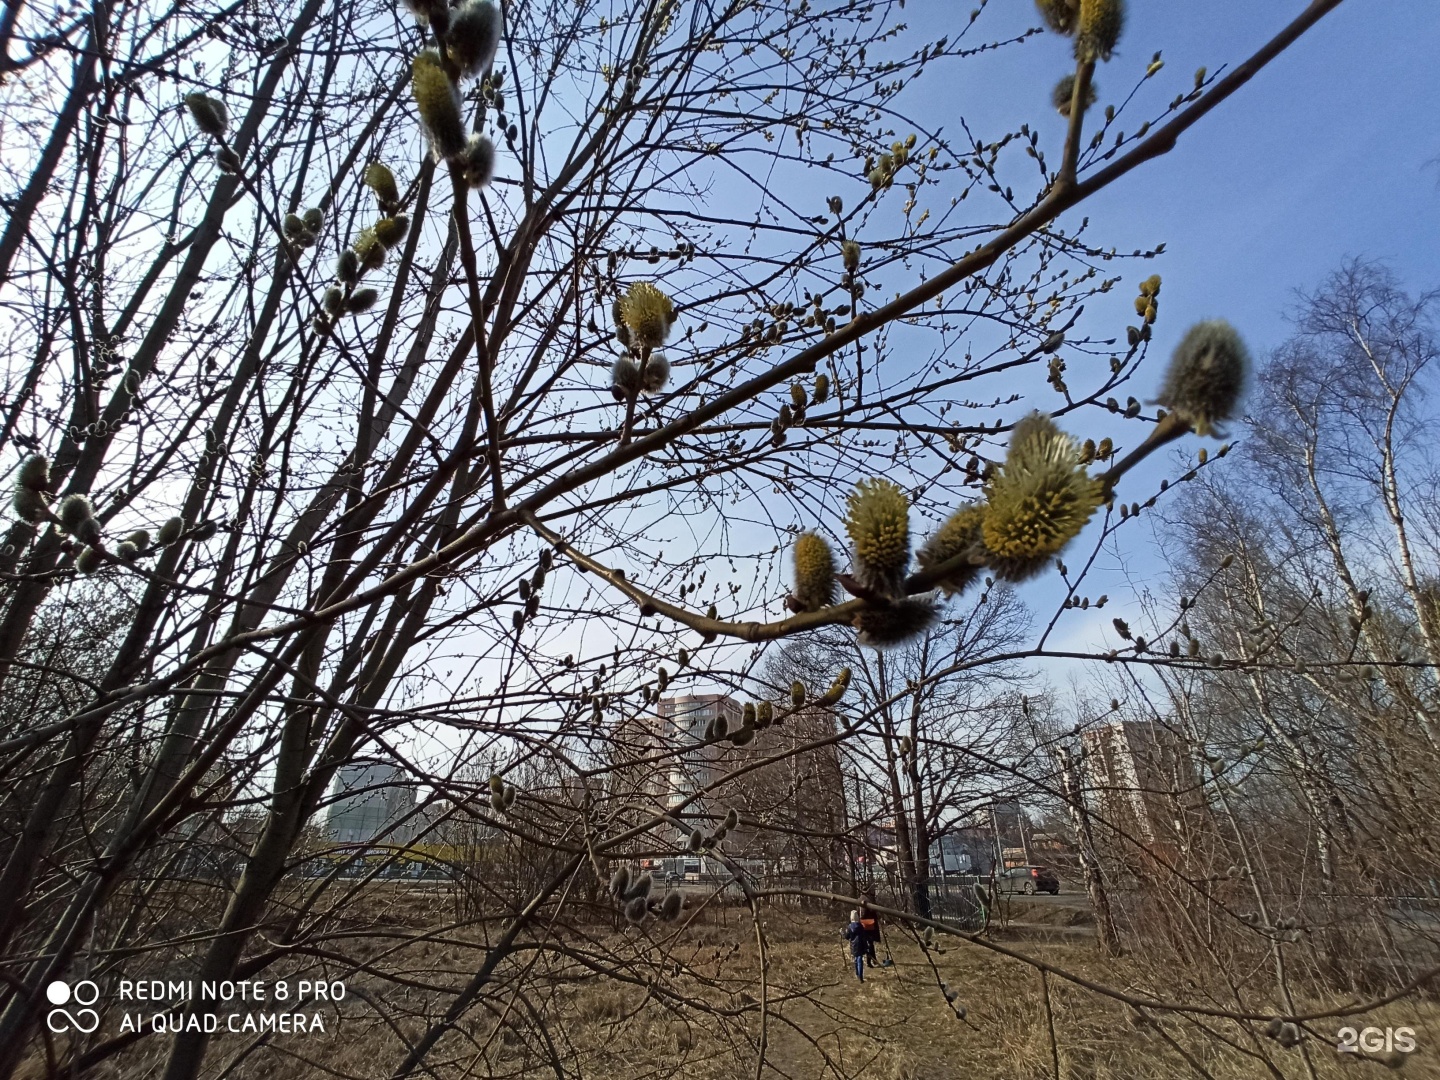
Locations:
996;865;1060;895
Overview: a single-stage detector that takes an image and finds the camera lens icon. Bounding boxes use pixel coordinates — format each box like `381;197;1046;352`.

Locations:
45;980;100;1033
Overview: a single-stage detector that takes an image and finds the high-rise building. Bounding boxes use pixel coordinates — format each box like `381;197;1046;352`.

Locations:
657;694;744;814
1081;720;1201;858
326;761;417;845
609;695;845;885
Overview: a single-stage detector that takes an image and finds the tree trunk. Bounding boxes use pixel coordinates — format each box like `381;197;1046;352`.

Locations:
1060;747;1122;957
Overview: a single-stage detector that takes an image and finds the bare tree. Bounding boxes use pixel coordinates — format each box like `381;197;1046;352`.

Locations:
0;0;1372;1077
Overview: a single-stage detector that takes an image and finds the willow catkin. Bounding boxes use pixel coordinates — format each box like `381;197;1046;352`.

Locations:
446;0;501;78
373;215;410;249
854;596;940;649
815;667;851;707
75;546;103;575
616;282;676;350
57;494;102;545
660;891;684;922
611;357;641;400
916;502;985;596
345;288;379;314
363;162;400;207
1076;0;1125;62
639;352;670;394
980;412;1101;582
844;478;910;598
791;531;837;612
1035;0;1079;33
1155;320;1249;436
458;134;496;189
411;50;467;161
184;93;228;137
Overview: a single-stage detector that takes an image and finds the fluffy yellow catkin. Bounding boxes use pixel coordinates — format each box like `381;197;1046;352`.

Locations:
1076;0;1124;62
363;162;400;207
792;531;837;611
616;282;676;350
411;51;466;161
844;478;910;597
980;413;1102;582
916;502;986;596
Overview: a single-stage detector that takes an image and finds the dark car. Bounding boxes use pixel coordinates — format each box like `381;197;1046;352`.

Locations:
997;865;1060;895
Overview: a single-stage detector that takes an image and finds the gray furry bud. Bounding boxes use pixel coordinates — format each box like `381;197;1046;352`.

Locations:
346;288;380;314
446;0;501;78
324;287;344;316
115;540;140;562
157;516;185;545
302;207;324;233
458;134;495;189
639;352;670;394
1035;0;1079;33
611;356;641;400
624;896;648;923
723;808;739;831
660;891;684;921
1052;73;1096;118
609;866;631;897
58;494;102;544
626;873;654;901
12;484;48;523
1156;320;1249;436
687;829;703;852
337;249;360;285
184;92;228;137
17;455;49;490
75;545;103;575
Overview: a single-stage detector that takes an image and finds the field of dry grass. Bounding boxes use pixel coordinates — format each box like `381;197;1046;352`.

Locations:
53;889;1440;1080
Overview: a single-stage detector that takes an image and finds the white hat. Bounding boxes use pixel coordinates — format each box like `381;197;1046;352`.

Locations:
850;909;860;921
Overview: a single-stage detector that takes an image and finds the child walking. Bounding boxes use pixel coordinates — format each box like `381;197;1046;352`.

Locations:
858;901;881;968
843;909;867;982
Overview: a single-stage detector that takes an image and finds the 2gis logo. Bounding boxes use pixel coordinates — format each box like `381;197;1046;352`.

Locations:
45;980;101;1034
1336;1026;1417;1055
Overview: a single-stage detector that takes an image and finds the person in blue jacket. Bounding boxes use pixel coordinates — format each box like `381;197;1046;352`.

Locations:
843;909;867;982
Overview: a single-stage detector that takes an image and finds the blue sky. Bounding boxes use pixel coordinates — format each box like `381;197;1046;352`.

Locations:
888;0;1440;670
905;1;1439;349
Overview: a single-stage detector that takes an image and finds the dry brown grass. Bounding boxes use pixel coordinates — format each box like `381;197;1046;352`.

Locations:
42;895;1440;1080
